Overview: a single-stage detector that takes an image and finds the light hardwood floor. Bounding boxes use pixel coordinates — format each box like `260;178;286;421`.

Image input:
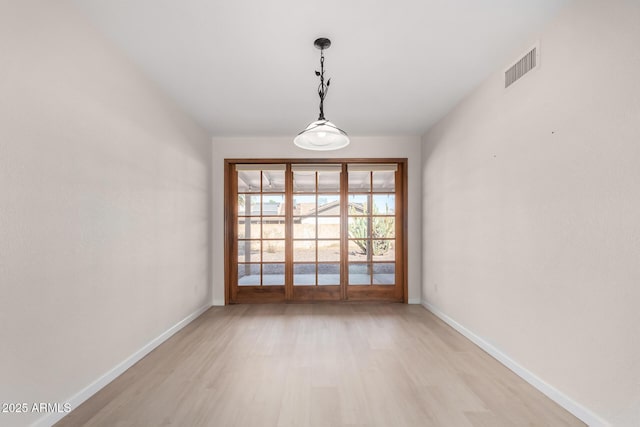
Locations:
56;304;584;427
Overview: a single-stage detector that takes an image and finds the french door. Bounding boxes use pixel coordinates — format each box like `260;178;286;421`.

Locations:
225;159;406;303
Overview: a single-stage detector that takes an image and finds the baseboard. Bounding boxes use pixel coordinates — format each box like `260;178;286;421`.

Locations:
212;298;225;306
32;304;211;427
408;297;421;304
421;301;609;427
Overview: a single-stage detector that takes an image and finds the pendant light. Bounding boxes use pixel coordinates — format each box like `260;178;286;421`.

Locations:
294;38;350;151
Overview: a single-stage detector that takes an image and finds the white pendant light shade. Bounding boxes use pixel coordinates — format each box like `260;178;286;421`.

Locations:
294;38;349;151
294;120;350;151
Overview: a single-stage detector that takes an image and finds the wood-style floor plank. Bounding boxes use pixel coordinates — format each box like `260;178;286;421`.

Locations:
55;304;584;427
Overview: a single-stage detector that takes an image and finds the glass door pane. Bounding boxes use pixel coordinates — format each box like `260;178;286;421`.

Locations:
292;165;342;289
347;164;397;288
236;164;285;288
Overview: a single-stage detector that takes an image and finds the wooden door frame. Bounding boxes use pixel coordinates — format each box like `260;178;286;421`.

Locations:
224;158;408;304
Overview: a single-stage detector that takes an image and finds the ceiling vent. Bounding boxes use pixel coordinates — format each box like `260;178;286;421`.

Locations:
505;44;538;88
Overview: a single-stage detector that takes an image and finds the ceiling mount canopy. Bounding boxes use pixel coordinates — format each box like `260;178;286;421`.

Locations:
294;37;350;151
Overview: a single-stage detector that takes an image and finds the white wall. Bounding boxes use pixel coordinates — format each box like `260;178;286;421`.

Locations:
0;2;212;426
421;0;640;425
211;136;422;305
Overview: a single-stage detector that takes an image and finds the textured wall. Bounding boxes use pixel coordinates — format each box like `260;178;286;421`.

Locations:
421;0;640;425
0;2;212;426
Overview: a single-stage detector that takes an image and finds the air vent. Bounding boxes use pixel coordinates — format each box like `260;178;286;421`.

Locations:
505;46;537;88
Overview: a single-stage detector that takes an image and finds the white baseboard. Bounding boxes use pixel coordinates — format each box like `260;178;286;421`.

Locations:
408;297;421;304
32;304;211;427
212;298;225;306
421;301;609;427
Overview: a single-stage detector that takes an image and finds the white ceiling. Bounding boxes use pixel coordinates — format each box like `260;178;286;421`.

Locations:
72;0;569;137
